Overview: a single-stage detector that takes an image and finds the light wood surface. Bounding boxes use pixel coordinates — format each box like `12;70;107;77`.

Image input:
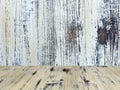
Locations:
0;66;120;90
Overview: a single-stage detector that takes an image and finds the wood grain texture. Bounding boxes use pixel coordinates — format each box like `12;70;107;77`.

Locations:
0;66;120;90
0;0;120;66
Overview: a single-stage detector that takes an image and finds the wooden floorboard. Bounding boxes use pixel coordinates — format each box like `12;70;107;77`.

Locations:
0;66;120;90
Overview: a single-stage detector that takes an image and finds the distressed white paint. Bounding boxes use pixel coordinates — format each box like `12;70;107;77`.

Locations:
0;0;2;65
0;0;120;66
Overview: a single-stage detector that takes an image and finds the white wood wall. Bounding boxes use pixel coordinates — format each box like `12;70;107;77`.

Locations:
0;0;120;66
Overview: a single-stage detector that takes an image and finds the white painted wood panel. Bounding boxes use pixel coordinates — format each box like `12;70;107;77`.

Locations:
0;0;119;66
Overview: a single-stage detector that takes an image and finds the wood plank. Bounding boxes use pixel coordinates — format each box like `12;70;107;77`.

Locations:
0;66;119;90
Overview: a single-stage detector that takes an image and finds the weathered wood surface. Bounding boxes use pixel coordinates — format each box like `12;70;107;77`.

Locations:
0;0;120;65
0;66;120;90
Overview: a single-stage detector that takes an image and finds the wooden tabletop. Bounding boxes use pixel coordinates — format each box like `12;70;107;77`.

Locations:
0;66;120;90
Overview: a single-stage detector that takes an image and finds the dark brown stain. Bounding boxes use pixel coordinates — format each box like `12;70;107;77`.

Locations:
66;20;82;44
60;79;64;81
66;27;77;43
34;79;41;90
62;68;71;74
97;17;118;47
111;80;115;84
83;77;90;84
83;67;86;73
65;20;83;60
32;71;37;76
97;16;119;65
0;79;3;83
97;27;107;45
43;80;63;90
50;67;54;72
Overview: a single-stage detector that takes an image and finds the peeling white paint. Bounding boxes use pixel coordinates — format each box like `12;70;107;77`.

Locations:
0;0;2;65
0;0;119;66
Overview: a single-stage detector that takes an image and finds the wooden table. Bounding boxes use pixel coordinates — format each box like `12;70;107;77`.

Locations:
0;66;120;90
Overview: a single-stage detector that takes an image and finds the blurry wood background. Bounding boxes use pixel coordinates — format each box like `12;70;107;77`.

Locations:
0;0;120;66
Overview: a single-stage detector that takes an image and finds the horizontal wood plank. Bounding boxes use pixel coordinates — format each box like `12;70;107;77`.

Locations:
0;66;120;90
